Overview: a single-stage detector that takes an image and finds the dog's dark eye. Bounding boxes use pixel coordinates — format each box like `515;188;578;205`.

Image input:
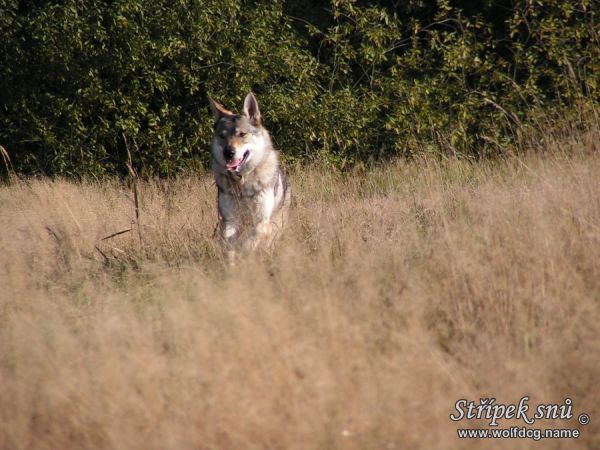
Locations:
219;132;227;139
239;132;247;137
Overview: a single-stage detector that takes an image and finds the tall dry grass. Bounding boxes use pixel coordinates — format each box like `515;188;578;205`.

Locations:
1;131;599;449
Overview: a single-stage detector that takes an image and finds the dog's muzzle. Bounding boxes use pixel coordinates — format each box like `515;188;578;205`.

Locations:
223;145;235;161
225;149;250;173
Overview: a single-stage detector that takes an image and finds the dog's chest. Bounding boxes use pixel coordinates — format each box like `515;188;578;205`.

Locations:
217;175;274;223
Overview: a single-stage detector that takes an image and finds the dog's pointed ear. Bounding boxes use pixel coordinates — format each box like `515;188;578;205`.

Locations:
209;98;233;122
242;93;262;126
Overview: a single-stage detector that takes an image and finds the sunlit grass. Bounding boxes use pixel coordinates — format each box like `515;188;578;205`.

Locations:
1;131;599;449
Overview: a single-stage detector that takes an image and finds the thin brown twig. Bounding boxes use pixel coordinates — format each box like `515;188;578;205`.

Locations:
101;228;132;241
123;133;144;253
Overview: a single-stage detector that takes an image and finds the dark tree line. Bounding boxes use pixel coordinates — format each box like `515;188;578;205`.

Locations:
0;0;598;177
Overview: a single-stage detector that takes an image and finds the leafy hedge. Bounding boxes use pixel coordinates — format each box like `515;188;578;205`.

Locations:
0;0;598;176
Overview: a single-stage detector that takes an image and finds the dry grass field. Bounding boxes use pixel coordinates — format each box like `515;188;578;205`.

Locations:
1;131;599;449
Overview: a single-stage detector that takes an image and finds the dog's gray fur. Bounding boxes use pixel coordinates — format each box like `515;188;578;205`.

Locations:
209;93;291;262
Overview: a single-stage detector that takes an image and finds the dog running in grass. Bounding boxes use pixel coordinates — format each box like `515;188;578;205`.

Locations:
209;93;291;263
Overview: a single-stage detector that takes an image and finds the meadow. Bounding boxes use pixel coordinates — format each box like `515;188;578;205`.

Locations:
1;130;599;449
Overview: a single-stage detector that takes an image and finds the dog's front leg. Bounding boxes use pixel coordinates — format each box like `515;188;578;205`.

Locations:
221;220;240;264
241;190;275;253
218;192;240;265
241;220;273;254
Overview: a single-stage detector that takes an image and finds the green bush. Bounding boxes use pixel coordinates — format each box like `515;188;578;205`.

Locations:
0;0;598;177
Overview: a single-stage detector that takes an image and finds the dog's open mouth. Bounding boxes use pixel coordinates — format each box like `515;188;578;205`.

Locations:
225;150;250;172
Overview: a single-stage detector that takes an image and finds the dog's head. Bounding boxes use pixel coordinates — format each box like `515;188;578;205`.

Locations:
209;93;269;177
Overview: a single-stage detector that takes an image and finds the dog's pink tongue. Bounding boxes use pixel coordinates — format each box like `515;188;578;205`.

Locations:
226;159;241;169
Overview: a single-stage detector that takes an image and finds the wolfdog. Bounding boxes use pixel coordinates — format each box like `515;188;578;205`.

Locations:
209;93;291;262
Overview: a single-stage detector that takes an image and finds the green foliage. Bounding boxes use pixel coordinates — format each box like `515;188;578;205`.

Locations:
0;0;598;176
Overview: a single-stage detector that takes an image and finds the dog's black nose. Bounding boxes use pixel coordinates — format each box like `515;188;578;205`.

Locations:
223;145;235;161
